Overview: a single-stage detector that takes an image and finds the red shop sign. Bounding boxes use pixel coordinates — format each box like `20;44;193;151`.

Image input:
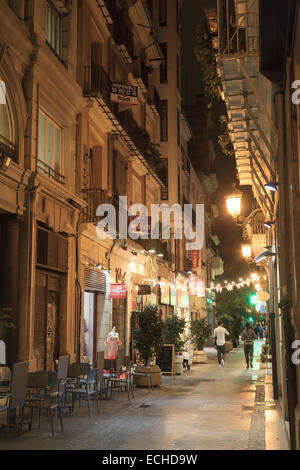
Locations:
110;284;127;299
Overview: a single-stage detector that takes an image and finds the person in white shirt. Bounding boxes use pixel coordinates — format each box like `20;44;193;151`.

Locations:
214;322;230;367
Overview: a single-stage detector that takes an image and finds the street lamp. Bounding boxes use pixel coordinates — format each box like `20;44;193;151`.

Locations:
241;244;252;258
224;188;243;218
264;182;279;192
224;188;263;227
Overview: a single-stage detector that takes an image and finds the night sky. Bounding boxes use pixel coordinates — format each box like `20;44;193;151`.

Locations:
182;0;254;280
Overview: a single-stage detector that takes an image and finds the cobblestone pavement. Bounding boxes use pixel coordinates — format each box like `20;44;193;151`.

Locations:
0;342;290;450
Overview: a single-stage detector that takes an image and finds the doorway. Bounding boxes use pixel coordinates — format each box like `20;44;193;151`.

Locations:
83;292;97;365
34;271;61;371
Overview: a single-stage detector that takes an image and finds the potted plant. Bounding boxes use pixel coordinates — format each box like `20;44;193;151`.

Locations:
163;316;186;375
133;305;164;387
190;319;211;363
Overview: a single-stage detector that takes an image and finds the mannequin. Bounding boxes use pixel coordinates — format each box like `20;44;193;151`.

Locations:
105;327;122;359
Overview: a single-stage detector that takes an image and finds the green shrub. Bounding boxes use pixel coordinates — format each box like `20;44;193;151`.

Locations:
163;316;186;354
190;319;211;351
133;305;164;364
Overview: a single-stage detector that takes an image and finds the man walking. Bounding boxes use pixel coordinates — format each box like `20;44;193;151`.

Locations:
214;321;230;367
241;323;257;369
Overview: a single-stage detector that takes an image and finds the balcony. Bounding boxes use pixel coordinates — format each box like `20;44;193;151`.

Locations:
118;110;167;185
113;10;134;64
81;188;118;224
133;56;149;91
182;149;191;177
37;159;65;186
96;0;117;25
83;65;112;105
83;66;166;188
0;136;17;162
211;257;224;277
147;86;160;117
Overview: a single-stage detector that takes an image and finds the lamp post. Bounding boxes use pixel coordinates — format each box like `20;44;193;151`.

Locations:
224;189;263;227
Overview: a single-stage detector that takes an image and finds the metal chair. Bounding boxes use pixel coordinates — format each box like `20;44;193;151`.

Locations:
108;362;134;401
96;352;110;399
57;355;69;380
0;361;28;435
133;359;153;392
75;368;100;418
24;372;64;437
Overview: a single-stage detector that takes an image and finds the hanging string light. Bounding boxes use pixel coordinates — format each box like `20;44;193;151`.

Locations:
207;275;262;294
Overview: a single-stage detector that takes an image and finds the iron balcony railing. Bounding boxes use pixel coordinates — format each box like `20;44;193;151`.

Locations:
147;85;160;116
83;66;166;187
0;136;17;162
83;65;113;106
113;10;134;63
81;188;119;224
37;159;65;185
133;56;149;91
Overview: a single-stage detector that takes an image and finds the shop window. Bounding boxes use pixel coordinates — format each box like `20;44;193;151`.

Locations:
46;0;62;57
38;110;63;183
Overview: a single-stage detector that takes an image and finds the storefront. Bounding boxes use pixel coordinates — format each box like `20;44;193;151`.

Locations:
83;266;108;366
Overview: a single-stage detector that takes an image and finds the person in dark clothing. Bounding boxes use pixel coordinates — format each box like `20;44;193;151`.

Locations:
241;323;257;369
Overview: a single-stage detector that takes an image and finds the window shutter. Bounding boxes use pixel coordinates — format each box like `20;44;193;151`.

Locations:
84;267;106;292
92;146;102;189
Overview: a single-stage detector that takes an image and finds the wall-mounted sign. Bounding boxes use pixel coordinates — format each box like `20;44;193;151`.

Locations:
138;284;152;295
110;284;127;299
111;83;138;106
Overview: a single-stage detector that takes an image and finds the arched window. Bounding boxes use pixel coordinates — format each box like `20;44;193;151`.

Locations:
0;76;17;160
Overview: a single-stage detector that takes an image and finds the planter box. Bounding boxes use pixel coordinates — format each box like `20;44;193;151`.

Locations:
193;350;207;363
175;356;183;375
133;365;162;387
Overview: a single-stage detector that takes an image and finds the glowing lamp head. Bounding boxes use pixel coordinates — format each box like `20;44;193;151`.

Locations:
225;188;243;217
242;244;252;258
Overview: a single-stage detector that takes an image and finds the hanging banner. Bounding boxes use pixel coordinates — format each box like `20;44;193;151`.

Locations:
196;278;206;298
110;284;127;299
111;83;138;105
189;274;198;296
192;250;200;270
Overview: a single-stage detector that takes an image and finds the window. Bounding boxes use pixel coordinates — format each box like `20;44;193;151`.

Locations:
160;43;168;83
159;0;167;26
160;100;168;142
38;110;63;181
46;1;61;57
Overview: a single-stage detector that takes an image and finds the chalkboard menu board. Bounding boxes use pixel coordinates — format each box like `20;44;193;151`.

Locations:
156;344;175;377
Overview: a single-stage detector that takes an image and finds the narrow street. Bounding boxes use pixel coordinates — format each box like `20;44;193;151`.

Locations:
0;342;289;451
